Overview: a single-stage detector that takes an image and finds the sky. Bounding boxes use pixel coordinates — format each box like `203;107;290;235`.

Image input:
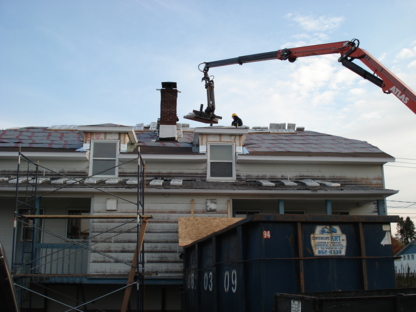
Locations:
1;0;416;229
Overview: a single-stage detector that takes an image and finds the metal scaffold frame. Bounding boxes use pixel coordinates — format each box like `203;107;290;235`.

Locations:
11;148;148;312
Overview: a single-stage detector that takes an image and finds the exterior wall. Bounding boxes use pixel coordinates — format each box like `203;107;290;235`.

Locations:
40;197;91;244
89;194;230;278
138;160;206;177
236;162;384;187
395;253;416;272
0;153;385;188
0;157;89;175
349;202;379;215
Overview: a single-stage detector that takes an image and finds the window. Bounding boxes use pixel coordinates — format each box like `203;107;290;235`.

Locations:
208;144;235;180
412;255;414;260
90;141;118;177
19;208;43;242
67;210;90;240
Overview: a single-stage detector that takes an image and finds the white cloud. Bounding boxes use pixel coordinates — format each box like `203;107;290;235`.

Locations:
291;34;310;40
311;90;336;106
289;57;336;95
350;88;366;96
360;111;382;120
280;40;309;49
397;48;416;59
328;65;360;90
378;53;387;62
282;32;333;49
286;13;345;32
408;60;416;69
312;32;330;41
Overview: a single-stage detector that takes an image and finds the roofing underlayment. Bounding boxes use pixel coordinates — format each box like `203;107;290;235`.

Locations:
0;126;389;156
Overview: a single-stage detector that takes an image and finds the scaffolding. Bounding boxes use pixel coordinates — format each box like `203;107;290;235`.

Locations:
11;149;148;311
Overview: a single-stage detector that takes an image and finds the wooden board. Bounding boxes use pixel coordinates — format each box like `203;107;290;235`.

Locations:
178;217;243;247
0;244;18;312
21;214;152;219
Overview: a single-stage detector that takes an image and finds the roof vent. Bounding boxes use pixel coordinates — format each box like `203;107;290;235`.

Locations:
287;123;296;131
270;123;286;132
149;122;158;131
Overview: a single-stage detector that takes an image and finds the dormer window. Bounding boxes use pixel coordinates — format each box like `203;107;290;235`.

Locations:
208;143;235;180
90;140;119;177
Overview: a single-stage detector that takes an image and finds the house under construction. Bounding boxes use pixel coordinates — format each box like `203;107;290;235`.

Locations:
0;82;398;311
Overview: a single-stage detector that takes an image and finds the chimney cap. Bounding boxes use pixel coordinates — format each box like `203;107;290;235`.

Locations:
162;82;177;89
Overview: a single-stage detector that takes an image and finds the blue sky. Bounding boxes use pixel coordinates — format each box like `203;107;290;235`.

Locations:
1;0;416;225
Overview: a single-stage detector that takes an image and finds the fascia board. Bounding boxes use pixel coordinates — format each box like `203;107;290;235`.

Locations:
144;188;398;198
119;154;207;162
6;187;396;198
236;155;395;164
0;151;88;160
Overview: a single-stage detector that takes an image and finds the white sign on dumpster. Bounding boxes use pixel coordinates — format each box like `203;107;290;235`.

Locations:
311;225;347;256
291;299;301;312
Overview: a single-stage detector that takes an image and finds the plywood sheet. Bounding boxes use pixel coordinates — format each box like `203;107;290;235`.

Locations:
178;217;243;247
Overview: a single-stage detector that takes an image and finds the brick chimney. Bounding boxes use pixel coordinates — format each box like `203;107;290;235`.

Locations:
159;82;178;141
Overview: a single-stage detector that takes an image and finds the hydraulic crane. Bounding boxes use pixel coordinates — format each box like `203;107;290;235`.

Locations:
184;39;416;124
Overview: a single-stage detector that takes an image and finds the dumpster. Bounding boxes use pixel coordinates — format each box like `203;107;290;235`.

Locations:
274;288;416;312
183;214;400;312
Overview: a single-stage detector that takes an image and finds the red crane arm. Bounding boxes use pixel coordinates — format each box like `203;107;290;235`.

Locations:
203;39;416;114
351;48;416;112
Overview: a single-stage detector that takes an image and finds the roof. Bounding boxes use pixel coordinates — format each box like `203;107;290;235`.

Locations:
244;131;388;156
0;126;393;159
0;127;82;149
395;241;416;256
0;124;397;196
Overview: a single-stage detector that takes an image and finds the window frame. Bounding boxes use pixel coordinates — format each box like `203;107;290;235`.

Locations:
89;140;119;177
19;208;44;242
207;143;236;181
66;209;90;240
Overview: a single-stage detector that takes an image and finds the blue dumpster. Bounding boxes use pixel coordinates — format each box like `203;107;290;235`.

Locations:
183;214;400;312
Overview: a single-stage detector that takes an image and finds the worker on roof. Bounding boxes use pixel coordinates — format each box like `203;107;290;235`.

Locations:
231;113;243;127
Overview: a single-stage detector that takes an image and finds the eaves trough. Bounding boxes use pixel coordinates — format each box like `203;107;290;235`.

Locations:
143;187;397;200
0;186;397;200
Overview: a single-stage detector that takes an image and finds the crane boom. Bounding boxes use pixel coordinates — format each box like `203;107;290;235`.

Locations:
200;39;416;116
